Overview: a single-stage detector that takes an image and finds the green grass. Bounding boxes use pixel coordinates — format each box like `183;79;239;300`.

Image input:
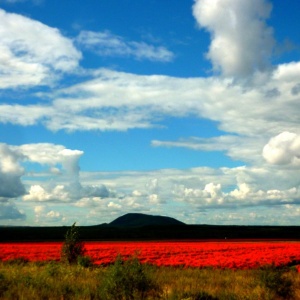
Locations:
1;259;300;299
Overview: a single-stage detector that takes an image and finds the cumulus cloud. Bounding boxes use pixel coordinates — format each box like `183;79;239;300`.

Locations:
8;143;112;203
15;144;83;181
174;180;300;209
263;132;300;166
77;30;174;62
0;143;85;204
0;8;81;88
75;197;104;208
107;201;122;209
174;182;223;206
23;185;70;202
23;183;111;202
0;143;111;205
2;157;297;224
74;165;300;225
192;0;275;77
34;205;65;223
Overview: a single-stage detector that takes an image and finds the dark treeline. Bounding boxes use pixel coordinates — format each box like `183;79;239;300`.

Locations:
1;224;300;242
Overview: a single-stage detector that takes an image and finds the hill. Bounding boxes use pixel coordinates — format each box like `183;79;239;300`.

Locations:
1;212;300;241
109;213;186;227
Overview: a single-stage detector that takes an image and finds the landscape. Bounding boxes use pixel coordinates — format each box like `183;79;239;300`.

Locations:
1;0;300;298
1;213;300;299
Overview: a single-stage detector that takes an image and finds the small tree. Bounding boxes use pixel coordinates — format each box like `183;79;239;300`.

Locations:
60;222;85;264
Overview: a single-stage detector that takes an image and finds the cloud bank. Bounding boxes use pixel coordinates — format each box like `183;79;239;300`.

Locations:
0;143;111;220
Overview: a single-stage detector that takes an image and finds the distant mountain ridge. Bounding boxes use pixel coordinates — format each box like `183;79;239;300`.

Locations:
109;213;185;227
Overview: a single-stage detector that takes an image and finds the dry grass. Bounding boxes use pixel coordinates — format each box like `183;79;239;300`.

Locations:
1;259;300;299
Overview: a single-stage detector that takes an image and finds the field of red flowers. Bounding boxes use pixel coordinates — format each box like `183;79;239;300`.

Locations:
1;240;300;269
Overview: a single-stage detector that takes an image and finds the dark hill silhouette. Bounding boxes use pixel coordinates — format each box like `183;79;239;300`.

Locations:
1;213;300;241
109;213;185;227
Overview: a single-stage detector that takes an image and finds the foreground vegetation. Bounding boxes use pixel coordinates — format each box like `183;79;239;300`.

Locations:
1;257;300;299
2;224;300;299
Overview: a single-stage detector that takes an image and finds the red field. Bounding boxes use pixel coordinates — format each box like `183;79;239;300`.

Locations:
1;240;300;269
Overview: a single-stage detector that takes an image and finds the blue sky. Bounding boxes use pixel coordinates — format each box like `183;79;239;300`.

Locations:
1;0;300;226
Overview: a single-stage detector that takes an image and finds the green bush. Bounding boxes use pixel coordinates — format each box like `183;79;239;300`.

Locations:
60;222;86;264
259;266;294;299
0;272;9;297
180;291;219;300
100;255;160;300
77;255;93;268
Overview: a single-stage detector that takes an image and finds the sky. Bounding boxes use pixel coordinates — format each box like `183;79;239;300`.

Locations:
0;0;300;226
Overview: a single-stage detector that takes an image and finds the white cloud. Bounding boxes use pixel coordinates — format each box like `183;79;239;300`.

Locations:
46;210;63;220
263;132;300;166
107;201;122;209
1;144;298;224
5;143;111;203
34;205;65;223
152;135;265;164
82;166;300;208
148;194;164;205
0;60;299;141
34;205;45;214
77;30;174;62
15;143;83;176
23;185;70;202
0;143;109;204
75;197;103;208
22;182;112;203
0;104;51;126
75;162;300;224
0;8;81;88
192;0;275;78
173;178;300;209
50;64;300;137
68;164;300;225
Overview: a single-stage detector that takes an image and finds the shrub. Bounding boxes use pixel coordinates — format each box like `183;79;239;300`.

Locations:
77;255;93;268
100;255;160;300
259;266;294;299
60;222;86;264
181;291;219;300
0;272;9;297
